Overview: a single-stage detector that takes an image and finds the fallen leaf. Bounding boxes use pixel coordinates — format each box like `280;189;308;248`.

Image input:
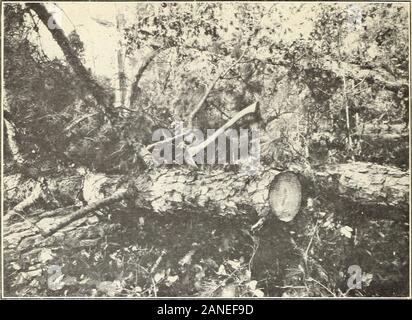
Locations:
154;271;165;283
247;280;257;291
97;281;122;297
362;273;373;287
178;249;195;267
165;275;179;286
38;249;54;263
220;284;236;297
340;226;353;238
253;289;264;297
226;259;241;270
216;265;227;276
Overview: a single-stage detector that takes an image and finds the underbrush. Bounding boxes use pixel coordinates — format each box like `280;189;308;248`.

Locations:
13;197;408;297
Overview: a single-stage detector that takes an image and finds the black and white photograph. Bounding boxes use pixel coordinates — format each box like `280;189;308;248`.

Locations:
1;1;410;299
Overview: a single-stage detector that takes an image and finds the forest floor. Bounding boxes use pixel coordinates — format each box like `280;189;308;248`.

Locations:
4;184;408;297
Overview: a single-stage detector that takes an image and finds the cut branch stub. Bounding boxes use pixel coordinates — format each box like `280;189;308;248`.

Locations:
268;172;302;222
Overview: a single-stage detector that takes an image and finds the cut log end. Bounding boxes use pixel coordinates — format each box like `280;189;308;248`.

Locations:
269;172;302;222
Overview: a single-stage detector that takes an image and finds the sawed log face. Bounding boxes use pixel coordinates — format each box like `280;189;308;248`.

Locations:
2;161;409;294
4;162;409;235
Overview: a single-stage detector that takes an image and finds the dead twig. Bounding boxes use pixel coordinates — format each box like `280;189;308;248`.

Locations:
306;277;336;297
37;189;130;236
150;250;167;274
303;220;319;266
64;112;98;132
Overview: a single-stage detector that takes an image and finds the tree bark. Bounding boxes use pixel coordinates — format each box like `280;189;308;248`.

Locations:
98;162;408;216
312;162;409;211
129;48;165;108
4;118;25;165
4;162;408;223
3;161;408;294
27;3;113;114
115;10;127;108
355;123;409;141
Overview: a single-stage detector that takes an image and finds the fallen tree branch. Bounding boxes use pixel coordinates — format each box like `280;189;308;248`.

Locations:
4;118;25;165
27;3;113;114
37;190;130;236
319;59;408;94
265;57;408;94
355;123;409;141
129;47;167;108
5;183;44;223
187;50;247;127
146;128;191;152
187;102;259;159
146;101;258;156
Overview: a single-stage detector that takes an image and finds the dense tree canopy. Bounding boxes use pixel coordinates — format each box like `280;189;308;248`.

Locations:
4;2;409;173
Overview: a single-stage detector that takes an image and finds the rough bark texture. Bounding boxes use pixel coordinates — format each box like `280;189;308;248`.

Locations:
129;48;164;108
4;118;25;165
135;166;278;216
27;3;112;114
116;11;127;108
3;161;409;294
3;167;278;294
312;162;409;210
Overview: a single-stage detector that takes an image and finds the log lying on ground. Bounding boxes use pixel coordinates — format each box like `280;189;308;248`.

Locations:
5;160;409;213
4;161;409;239
2;161;408;294
49;162;410;233
312;162;409;211
83;167;281;217
83;162;407;217
3;160;409;268
29;168;302;237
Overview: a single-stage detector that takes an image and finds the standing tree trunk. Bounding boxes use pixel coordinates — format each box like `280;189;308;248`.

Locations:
115;8;127;108
26;3;113;115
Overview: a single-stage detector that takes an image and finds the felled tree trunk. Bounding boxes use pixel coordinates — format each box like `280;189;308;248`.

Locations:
2;161;408;295
312;162;409;212
2;167;279;295
92;162;408;217
31;167;283;237
4;161;408;239
4;161;409;247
